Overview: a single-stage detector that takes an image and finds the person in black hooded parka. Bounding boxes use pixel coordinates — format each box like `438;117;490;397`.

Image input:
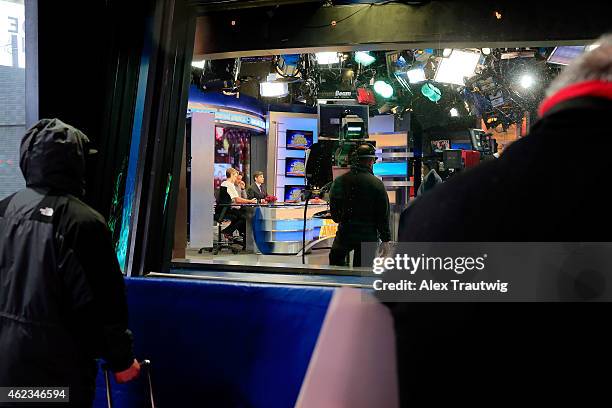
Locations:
0;119;140;407
393;36;612;405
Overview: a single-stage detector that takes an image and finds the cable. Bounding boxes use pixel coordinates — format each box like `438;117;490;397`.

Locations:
301;1;422;30
303;4;372;29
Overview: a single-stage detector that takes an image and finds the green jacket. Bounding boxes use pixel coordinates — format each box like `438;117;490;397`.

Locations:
329;164;391;242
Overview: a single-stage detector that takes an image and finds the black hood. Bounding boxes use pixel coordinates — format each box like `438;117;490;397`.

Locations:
20;118;94;196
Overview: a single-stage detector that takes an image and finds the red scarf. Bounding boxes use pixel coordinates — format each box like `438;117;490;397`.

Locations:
538;80;612;117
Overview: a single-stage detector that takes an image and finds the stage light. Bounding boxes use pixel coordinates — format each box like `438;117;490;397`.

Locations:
406;67;426;84
260;81;289;97
277;54;301;77
421;83;441;102
434;49;481;86
355;51;376;66
374;80;394;98
316;52;340;65
443;48;453;58
520;74;535;89
482;48;491;55
450;108;459;117
191;59;205;69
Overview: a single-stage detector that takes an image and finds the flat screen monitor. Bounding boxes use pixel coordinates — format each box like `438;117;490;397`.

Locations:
214;163;232;187
443;149;463;169
547;46;585;66
431;139;450;151
318;104;369;138
285;158;306;177
286;129;314;150
451;142;472;150
373;162;408;177
284;185;303;202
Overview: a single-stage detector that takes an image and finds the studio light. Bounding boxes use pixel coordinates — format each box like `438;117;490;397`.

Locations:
316;52;340;65
374;80;394;98
520;74;535;89
406;67;426;84
355;51;376;66
191;59;206;69
421;83;441;102
450;108;459;117
260;75;289;97
277;54;301;77
434;49;481;86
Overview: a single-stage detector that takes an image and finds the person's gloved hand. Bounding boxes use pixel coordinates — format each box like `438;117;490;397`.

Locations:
114;359;141;383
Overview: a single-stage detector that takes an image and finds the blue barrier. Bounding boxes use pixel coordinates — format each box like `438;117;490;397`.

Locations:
94;277;334;407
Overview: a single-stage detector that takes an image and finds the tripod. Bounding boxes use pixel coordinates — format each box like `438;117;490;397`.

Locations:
301;183;332;265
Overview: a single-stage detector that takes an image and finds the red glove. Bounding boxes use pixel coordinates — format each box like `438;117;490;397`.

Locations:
114;359;141;383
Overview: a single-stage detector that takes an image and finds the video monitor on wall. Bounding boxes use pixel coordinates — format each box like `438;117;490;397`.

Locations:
450;141;472;150
214;163;232;188
285;158;306;177
431;140;450;151
373;162;408;177
284;185;303;202
286;130;314;150
318;104;369;138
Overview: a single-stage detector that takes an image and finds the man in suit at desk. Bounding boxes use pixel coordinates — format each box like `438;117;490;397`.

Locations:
247;171;268;203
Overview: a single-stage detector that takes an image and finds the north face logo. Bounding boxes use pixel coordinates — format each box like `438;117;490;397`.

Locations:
39;207;54;217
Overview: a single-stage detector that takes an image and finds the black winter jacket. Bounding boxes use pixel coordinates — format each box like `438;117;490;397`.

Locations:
392;98;612;405
0;119;134;405
329;164;391;242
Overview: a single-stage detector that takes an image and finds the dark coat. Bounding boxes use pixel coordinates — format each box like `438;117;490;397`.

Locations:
0;119;134;405
330;164;391;242
246;183;267;201
393;98;612;405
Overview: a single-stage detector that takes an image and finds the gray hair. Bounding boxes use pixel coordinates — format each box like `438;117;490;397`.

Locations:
546;34;612;97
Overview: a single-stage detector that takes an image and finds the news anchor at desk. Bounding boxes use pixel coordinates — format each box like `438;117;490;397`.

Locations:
219;168;256;240
247;171;268;203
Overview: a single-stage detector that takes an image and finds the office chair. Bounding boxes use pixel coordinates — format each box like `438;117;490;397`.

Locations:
199;186;240;255
212;205;240;255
